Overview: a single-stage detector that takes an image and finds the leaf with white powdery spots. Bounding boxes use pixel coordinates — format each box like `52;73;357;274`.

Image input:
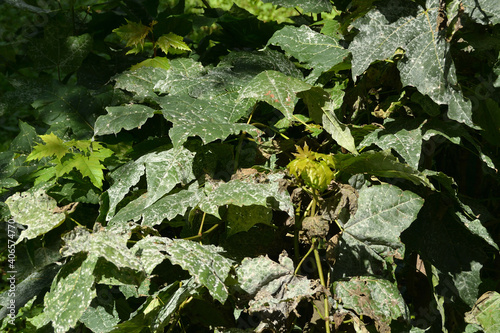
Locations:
61;225;142;271
261;0;331;13
349;0;475;128
238;70;311;122
165;239;234;303
268;25;350;81
199;178;293;218
42;254;97;333
359;118;425;170
6;189;69;244
94;104;156;136
114;66;169;101
334;184;424;277
334;277;409;332
159;95;258;147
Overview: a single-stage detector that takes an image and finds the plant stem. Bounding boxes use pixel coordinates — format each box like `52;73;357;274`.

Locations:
197;212;207;236
294;239;315;275
314;241;330;333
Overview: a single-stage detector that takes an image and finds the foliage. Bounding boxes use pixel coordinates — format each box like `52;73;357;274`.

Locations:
0;0;499;332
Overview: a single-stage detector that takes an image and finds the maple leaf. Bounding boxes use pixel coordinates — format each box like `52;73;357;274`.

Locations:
113;19;154;54
156;33;191;55
26;132;69;162
58;154;107;189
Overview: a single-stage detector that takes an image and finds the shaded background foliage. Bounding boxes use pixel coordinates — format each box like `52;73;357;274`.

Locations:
0;0;499;332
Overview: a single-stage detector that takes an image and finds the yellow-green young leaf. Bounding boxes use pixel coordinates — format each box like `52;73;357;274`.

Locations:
113;19;152;53
26;132;69;162
156;33;191;55
89;142;114;160
130;57;170;71
58;154;107;189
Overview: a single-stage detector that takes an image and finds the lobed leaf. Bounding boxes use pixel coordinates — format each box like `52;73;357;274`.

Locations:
238;70;311;122
268;25;350;82
158;95;259;147
334;277;409;331
359;118;426;170
40;254;98;333
6;189;69;243
94;104;156;136
165;240;234;303
61;225;143;271
349;0;475;128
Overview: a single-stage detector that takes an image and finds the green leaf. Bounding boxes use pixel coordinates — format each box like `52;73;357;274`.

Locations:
165;239;234;303
10;120;39;154
131;236;171;275
113;19;152;54
29;26;93;77
333;150;434;188
106;147;195;220
465;291;500;333
359;118;426;170
94;104;156;136
80;304;120;333
114;67;169;101
26;132;69;162
158;95;259;147
58;154;107;189
449;0;500;25
261;0;332;13
349;0;475;128
156;33;191;54
334;277;409;331
322;95;358;155
236;254;318;323
226;204;273;236
41;254;97;333
153;58;205;96
130;57;170;71
5;189;69;243
142;188;203;227
334;184;424;277
238;70;311;122
61;225;143;271
199;177;294;218
268;25;350;81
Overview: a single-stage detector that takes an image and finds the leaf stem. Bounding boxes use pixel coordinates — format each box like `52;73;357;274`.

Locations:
183;223;219;240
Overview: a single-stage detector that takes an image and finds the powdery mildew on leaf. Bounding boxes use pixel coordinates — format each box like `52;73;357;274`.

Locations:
333;184;423;277
114;66;169;101
236;254;319;330
349;0;474;128
131;236;172;275
448;0;500;25
159;95;259;147
42;254;98;333
238;70;311;122
261;0;332;13
79;304;120;333
106;147;195;220
165;239;233;303
359;118;425;170
94;104;156;136
334;277;409;332
268;25;350;81
199;178;294;218
61;225;142;271
6;189;68;244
